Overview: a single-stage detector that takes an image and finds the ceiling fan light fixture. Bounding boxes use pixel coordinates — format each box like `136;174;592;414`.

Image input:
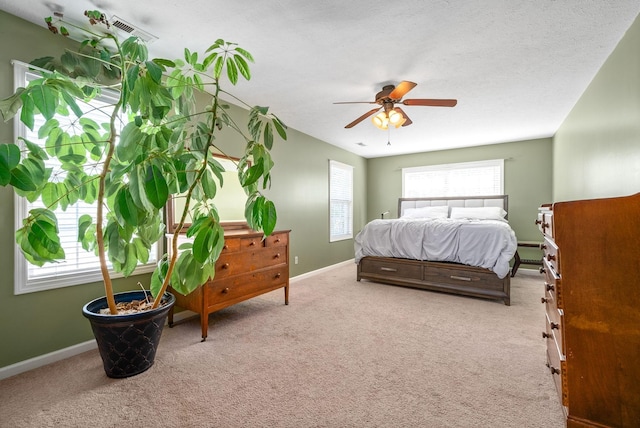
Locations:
388;109;406;128
372;112;389;130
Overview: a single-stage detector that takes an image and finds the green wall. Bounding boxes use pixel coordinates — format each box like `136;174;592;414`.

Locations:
553;12;640;201
366;138;554;252
0;10;365;369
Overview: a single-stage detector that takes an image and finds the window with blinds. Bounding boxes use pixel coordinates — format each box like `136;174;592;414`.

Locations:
402;159;504;198
329;160;353;242
13;62;158;294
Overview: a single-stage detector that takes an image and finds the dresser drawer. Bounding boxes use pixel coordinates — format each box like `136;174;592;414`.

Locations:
359;258;423;280
544;303;564;355
541;236;560;275
536;208;554;238
424;264;504;291
546;344;567;408
205;266;288;308
214;247;287;279
265;232;288;247
542;258;563;309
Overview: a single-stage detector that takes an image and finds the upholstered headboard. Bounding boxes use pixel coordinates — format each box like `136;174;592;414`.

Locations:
398;195;509;219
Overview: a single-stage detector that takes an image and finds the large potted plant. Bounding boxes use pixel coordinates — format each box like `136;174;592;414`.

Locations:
0;10;286;377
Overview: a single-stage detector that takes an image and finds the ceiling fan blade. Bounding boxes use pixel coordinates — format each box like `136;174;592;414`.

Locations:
345;107;381;128
402;98;458;107
394;107;413;127
388;81;417;100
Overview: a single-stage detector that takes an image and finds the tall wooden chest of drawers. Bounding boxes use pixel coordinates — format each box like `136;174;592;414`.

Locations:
167;228;290;341
537;193;640;427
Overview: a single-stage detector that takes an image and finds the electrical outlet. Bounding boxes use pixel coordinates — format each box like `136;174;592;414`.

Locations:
294;256;299;265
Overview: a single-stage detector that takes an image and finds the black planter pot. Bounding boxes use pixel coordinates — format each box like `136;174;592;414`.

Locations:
82;291;175;378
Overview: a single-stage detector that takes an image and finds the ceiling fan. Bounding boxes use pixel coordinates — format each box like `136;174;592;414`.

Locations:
335;81;457;129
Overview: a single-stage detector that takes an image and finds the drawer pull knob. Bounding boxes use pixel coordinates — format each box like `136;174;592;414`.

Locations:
545;283;554;292
450;275;471;281
275;253;280;259
250;241;256;246
275;238;281;243
549;366;560;375
222;263;229;269
223;245;228;250
380;267;397;272
542;332;551;339
550;322;559;330
222;288;229;294
541;297;549;304
546;254;556;261
275;272;281;278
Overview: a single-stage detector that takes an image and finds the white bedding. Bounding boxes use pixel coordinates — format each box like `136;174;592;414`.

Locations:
354;218;518;278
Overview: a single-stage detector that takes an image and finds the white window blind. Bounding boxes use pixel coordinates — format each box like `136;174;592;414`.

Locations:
329;160;353;242
13;61;158;294
402;159;504;198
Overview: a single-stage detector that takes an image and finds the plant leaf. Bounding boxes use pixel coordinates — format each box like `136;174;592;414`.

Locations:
143;164;169;209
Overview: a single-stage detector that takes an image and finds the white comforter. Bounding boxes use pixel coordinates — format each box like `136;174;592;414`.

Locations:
354;218;518;279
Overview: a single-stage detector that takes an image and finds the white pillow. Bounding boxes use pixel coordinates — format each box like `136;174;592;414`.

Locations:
402;205;449;219
449;206;507;221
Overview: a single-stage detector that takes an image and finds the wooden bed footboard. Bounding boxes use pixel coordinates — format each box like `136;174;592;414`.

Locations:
357;256;510;305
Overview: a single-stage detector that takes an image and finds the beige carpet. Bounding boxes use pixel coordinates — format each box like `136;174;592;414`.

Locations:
0;263;565;427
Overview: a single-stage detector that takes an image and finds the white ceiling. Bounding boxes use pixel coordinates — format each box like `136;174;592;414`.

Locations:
2;1;640;158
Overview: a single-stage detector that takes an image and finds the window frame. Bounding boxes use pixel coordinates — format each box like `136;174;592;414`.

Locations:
12;60;159;295
329;159;354;242
401;159;504;198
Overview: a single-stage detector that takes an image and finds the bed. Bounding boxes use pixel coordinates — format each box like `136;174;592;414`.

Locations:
355;195;517;305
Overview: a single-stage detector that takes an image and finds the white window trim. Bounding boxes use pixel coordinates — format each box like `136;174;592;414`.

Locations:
329;159;353;242
402;159;504;198
11;60;159;295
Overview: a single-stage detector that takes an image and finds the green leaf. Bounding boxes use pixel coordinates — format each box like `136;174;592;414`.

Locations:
116;122;143;161
30;84;58;120
78;214;92;242
233;54;251;81
213;56;224;79
264;123;273;150
145;60;163;84
114;187;139;226
226;57;238;84
235;47;254;62
9;164;38;192
120;243;138;276
0;88;25;122
0;143;20;186
272;116;288;140
143;164;169;209
192;227;213;263
261;200;277;235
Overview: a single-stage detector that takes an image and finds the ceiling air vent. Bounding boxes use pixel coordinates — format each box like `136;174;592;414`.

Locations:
110;15;158;43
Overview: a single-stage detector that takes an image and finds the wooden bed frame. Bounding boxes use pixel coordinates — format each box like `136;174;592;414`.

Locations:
356;195;511;305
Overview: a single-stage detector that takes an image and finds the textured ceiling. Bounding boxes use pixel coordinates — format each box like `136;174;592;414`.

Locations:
1;1;639;158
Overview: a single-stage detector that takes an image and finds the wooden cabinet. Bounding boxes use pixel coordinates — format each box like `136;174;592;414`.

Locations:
538;194;640;427
167;228;290;341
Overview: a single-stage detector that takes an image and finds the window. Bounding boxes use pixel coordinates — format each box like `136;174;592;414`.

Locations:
329;160;353;242
12;61;158;294
402;159;504;198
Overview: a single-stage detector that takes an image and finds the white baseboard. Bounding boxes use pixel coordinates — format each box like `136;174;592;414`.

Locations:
0;260;353;380
290;259;354;283
0;340;97;381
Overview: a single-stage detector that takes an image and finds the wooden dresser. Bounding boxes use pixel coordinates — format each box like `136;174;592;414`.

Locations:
167;228;290;341
537;193;640;427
